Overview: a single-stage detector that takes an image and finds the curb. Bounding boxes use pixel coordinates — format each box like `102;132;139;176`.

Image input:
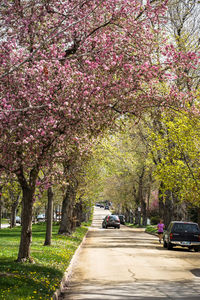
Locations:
53;229;90;300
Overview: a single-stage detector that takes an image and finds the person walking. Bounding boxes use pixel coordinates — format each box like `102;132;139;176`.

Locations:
157;219;165;244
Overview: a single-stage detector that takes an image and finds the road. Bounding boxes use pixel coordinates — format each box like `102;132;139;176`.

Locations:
59;207;200;299
0;223;21;228
0;223;10;229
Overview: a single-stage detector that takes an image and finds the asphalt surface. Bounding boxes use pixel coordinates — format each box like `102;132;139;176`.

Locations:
0;223;20;228
59;207;200;300
0;223;10;229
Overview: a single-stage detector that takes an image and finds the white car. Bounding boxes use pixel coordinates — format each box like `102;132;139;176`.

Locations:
16;216;21;224
37;214;45;222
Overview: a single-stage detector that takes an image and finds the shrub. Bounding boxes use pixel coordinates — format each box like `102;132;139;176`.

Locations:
150;215;160;225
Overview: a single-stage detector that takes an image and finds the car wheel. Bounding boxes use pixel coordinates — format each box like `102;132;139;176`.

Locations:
118;226;120;229
167;242;173;250
194;246;200;252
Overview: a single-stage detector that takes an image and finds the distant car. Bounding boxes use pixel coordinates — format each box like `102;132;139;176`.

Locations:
104;205;109;210
95;203;100;207
15;216;21;224
118;215;125;225
102;215;120;229
99;204;104;208
163;221;200;252
37;214;45;222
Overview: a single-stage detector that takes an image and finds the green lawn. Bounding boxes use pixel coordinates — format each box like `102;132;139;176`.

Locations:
1;219;9;224
0;222;90;300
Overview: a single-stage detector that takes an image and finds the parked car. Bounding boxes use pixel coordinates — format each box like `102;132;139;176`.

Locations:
37;214;45;222
15;216;21;224
102;215;120;229
99;204;104;208
118;215;125;225
104;205;109;210
163;221;200;251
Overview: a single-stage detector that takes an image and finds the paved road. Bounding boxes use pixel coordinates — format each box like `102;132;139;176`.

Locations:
59;207;200;299
0;223;10;229
0;223;21;228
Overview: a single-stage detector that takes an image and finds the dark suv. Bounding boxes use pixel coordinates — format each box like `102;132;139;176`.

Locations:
163;221;200;251
102;215;120;229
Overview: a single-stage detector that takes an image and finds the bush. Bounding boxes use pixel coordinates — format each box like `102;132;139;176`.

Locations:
150;215;160;225
145;225;157;234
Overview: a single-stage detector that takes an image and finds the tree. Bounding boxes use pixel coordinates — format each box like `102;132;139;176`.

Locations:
44;186;54;246
0;0;198;261
84;117;155;225
151;111;200;205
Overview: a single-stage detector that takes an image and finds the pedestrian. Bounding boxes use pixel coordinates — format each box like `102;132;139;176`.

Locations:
157;219;165;244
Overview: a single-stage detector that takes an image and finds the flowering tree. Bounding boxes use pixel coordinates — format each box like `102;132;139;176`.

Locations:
0;0;198;262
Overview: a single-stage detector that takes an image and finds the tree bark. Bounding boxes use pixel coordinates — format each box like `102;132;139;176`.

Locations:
142;201;147;226
163;190;174;228
58;184;76;235
44;186;54;246
16;166;38;262
16;186;34;262
197;208;200;227
10;191;21;228
158;181;165;219
0;187;2;230
73;199;83;227
135;167;146;226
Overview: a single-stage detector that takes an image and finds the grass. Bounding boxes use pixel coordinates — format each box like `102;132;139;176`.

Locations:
0;220;91;300
125;223;146;228
1;219;9;225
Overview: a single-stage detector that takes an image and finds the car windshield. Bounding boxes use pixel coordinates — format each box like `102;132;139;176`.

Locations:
110;215;119;221
173;223;199;233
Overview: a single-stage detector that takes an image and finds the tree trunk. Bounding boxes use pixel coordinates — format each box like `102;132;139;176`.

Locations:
10;191;21;228
16;166;38;263
44;186;54;246
0;187;2;230
163;190;174;228
17;186;34;262
134;209;140;225
198;208;200;227
142;201;147;226
58;184;75;235
135;167;145;226
146;174;152;219
158;182;165;219
73;199;83;227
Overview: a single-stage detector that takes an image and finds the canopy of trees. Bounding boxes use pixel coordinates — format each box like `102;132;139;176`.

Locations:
0;0;200;261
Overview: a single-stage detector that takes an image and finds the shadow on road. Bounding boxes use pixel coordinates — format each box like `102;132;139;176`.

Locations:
60;280;200;300
83;230;199;253
191;268;200;277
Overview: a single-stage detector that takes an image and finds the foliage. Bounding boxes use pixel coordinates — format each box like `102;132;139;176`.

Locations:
83;117;155;213
150;111;200;206
0;180;21;211
0;223;89;299
150;215;160;225
145;225;157;234
0;0;199;260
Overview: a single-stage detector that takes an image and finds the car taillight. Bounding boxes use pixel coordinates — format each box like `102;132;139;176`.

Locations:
170;233;173;240
107;216;109;222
